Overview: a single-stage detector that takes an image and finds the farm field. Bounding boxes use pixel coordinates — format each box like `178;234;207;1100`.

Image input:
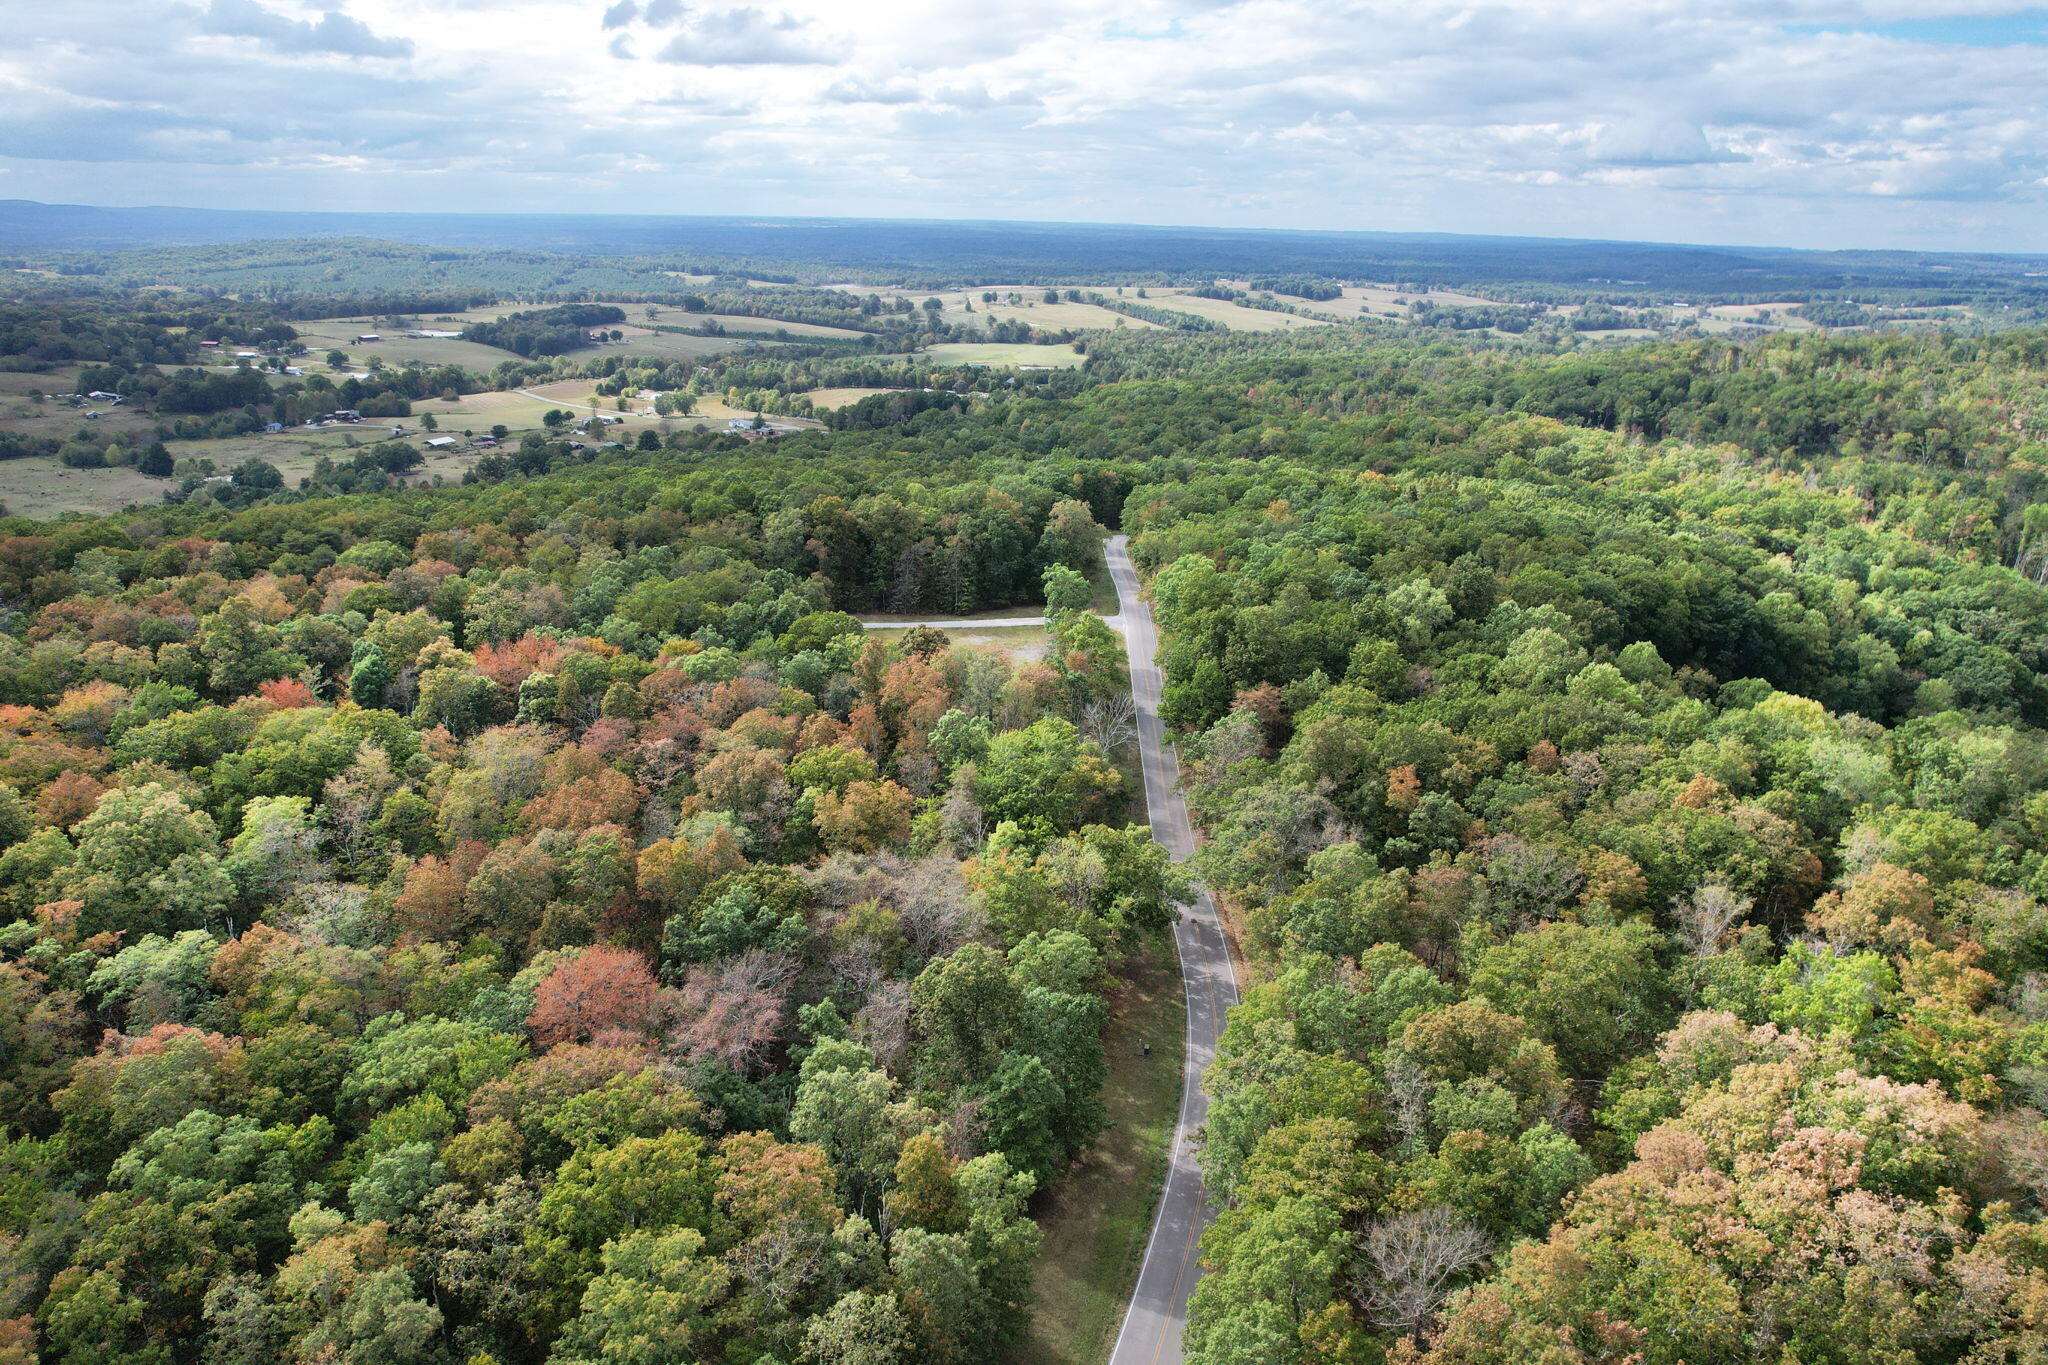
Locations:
829;283;1172;333
288;318;524;369
971;297;1164;331
0;422;494;519
1315;284;1428;318
515;380;823;432
688;313;869;339
0;366;161;445
1701;301;1818;330
0;398;159;446
921;342;1086;368
803;386;905;408
0;458;169;519
560;326;753;363
1151;291;1331;331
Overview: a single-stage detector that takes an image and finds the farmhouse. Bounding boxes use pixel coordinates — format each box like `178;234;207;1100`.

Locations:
424;436;457;449
331;409;362;423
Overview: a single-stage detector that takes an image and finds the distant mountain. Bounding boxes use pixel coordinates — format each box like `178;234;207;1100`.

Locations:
4;199;2045;297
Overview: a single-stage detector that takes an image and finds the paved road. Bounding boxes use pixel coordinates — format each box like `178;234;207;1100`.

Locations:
1105;533;1239;1365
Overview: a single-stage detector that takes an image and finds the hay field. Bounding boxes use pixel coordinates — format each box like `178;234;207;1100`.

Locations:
560;326;751;363
289;318;523;369
1701;302;1817;330
804;387;905;409
0;427;489;520
922;342;1086;368
1151;292;1330;331
967;296;1164;331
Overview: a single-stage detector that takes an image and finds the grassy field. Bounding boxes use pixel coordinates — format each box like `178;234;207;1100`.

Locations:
0;376;791;519
1152;291;1330;331
289;318;525;370
861;618;1052;661
0;428;490;519
803;386;905;409
1700;302;1817;330
922;343;1086;368
560;326;751;363
514;381;822;430
0;365;169;448
0;459;170;519
693;313;869;339
972;298;1164;331
1018;934;1185;1365
1579;327;1661;340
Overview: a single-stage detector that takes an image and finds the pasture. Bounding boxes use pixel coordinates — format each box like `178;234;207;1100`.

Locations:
968;296;1165;331
559;326;749;363
288;317;525;370
0;367;161;446
1151;291;1330;331
0;424;489;520
921;342;1086;368
1700;302;1817;331
802;387;905;409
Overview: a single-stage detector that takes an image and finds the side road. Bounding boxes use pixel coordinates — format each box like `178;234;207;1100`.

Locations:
1103;533;1239;1365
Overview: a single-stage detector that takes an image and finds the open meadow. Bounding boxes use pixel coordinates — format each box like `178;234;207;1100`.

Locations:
802;386;905;409
1150;290;1331;330
921;342;1086;368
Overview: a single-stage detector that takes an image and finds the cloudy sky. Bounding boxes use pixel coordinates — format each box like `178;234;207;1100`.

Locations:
3;0;2046;251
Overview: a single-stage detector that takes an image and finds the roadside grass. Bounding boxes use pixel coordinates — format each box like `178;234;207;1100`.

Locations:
1088;558;1119;616
1017;931;1185;1365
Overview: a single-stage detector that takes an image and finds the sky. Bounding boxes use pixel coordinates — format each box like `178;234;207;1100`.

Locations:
2;0;2047;252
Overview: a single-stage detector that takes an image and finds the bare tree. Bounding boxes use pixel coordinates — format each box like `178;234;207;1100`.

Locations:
665;949;797;1073
1080;691;1138;753
1674;882;1751;959
1355;1207;1492;1347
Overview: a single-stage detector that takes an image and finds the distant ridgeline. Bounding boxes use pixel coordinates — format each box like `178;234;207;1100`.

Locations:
7;199;2048;304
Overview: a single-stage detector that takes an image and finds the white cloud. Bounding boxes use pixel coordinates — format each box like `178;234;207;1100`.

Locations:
0;0;2044;249
200;0;415;58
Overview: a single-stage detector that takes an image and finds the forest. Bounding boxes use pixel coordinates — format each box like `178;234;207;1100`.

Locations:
4;271;2048;1364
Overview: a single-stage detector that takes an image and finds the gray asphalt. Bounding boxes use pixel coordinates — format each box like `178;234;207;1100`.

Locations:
1104;533;1239;1365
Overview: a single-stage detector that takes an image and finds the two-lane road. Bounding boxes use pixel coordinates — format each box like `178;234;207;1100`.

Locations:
1104;534;1239;1365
